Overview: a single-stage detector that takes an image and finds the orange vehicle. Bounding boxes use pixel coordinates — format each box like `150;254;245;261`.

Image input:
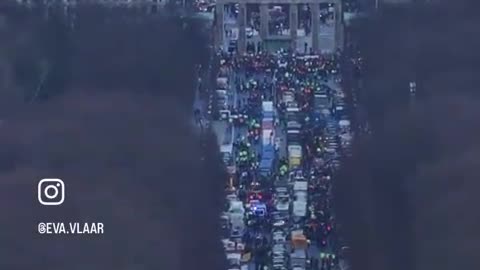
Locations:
228;175;235;189
291;231;309;249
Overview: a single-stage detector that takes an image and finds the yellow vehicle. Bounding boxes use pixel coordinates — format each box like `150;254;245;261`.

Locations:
288;144;302;168
241;252;251;262
289;157;301;168
225;175;235;191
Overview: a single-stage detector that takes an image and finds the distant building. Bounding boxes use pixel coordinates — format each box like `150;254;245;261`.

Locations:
215;0;343;54
14;0;171;18
381;0;412;3
15;0;169;8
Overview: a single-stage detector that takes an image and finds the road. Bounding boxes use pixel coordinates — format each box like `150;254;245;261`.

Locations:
193;69;209;135
209;56;348;270
339;259;351;270
235;70;274;270
211;68;237;149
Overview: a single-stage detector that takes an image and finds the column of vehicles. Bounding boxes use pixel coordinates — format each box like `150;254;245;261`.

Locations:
271;84;309;270
216;60;249;270
308;78;353;159
221;192;248;270
270;170;310;270
219;69;273;270
305;74;352;269
217;53;353;270
214;60;251;125
210;60;231;119
269;54;353;270
222;181;272;270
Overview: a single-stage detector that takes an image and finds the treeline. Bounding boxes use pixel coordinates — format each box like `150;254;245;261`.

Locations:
334;2;480;270
1;2;210;107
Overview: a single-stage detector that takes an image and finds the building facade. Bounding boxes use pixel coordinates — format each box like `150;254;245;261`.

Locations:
16;0;168;7
215;0;343;54
14;0;172;19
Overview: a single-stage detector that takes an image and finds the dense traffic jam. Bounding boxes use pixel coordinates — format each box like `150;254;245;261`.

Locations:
211;49;352;270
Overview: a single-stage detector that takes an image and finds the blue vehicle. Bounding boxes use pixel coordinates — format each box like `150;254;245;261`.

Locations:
249;201;267;217
263;111;274;120
259;145;275;177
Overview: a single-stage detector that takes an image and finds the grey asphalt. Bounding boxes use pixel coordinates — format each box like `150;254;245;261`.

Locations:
339;259;350;270
212;69;236;149
273;68;342;268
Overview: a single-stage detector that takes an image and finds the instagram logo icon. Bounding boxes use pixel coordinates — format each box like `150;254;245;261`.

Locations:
38;179;65;206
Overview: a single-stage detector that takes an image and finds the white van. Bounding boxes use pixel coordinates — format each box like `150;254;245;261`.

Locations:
292;201;307;219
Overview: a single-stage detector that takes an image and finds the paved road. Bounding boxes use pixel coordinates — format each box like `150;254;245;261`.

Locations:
236;69;277;270
212;121;232;146
339;259;350;270
271;72;288;161
212;69;237;149
273;66;342;268
193;72;209;135
210;58;347;270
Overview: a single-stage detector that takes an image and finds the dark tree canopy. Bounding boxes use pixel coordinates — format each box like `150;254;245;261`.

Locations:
335;1;480;270
0;3;226;270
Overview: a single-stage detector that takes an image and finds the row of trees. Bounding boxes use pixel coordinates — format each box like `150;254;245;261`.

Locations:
1;2;211;107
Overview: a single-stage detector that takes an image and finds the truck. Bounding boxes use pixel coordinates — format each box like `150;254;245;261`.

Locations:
292;177;308;220
262;129;274;146
287;129;302;144
292;200;307;220
333;99;347;120
262;101;275;147
293;180;308;193
227;200;245;238
313;93;331;124
339;119;350;132
286;106;302;130
262;115;274;146
263;111;275;121
259;145;275;177
226;252;249;270
217;77;229;90
282;90;295;103
314;93;331;109
262;101;274;112
221;144;236;174
290;248;307;269
291;230;309;249
223;239;245;252
288;144;302;168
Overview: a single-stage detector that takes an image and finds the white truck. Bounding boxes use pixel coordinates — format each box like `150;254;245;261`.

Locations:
282;90;295;103
292;200;307;221
226;253;242;270
262;101;274;112
274;194;290;212
339;119;351;132
293;180;308;193
292;180;308;221
217;77;229;90
227;200;245;238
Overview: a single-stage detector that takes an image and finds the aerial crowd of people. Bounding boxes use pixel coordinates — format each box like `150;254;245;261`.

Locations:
213;44;352;270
